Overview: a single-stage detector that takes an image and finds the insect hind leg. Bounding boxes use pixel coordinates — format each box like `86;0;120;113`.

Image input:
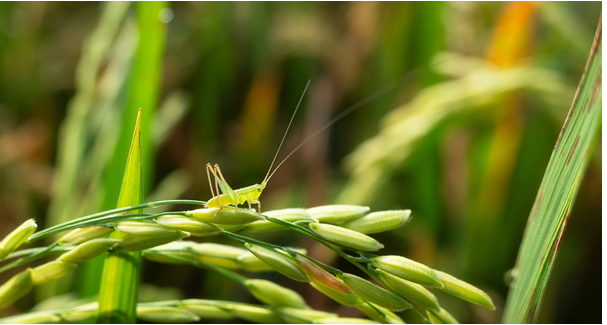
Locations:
206;163;224;212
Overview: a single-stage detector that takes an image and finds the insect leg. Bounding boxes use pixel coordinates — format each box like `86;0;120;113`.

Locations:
206;163;223;208
250;199;261;213
206;163;217;198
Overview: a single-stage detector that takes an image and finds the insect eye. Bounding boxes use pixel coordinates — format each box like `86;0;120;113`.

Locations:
257;187;262;192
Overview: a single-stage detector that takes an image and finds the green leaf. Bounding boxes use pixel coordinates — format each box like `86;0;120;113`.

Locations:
502;18;602;323
97;110;144;323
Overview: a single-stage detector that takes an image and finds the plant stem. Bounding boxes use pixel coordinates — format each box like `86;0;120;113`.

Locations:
220;231;287;251
4;246;72;260
0;241;62;274
28;200;205;242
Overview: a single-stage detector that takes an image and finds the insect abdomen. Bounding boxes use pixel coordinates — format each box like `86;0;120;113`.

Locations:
207;194;235;208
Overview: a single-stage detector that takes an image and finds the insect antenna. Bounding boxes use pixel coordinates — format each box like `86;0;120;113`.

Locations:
264;36;492;184
263;79;311;184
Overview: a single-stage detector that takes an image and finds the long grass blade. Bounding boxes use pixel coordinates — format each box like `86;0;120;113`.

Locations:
97;110;144;323
502;16;602;323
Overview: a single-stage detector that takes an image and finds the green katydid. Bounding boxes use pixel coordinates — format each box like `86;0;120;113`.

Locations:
205;80;311;212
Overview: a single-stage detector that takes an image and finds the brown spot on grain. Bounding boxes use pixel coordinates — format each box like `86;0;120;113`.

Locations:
294;254;352;293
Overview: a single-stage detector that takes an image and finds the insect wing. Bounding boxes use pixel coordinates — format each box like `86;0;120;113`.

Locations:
216;175;240;204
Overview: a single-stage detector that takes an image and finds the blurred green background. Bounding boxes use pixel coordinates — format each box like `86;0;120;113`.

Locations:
0;2;601;323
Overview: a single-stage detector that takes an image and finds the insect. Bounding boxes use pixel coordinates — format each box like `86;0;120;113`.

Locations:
205;80;312;212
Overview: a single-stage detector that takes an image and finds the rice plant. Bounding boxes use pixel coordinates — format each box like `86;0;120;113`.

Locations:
0;2;601;324
0;121;495;321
